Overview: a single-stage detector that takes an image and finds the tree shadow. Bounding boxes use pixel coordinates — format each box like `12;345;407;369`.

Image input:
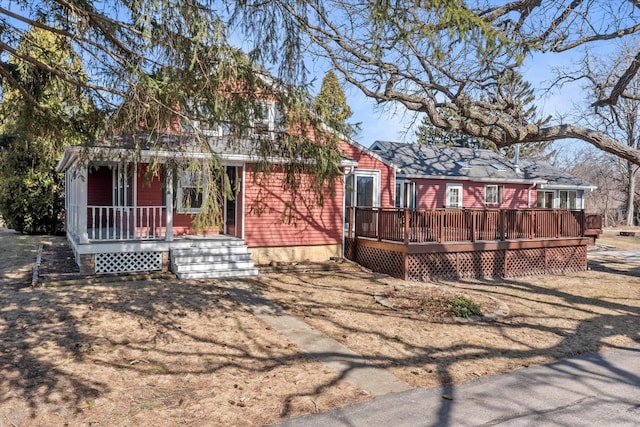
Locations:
251;267;640;426
3;237;640;425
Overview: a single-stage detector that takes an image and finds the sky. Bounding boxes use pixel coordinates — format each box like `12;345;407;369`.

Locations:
0;1;624;156
315;52;586;151
306;36;617;154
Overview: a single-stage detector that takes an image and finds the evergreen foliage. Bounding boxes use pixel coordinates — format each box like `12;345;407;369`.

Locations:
0;25;100;233
415;70;552;159
315;71;357;137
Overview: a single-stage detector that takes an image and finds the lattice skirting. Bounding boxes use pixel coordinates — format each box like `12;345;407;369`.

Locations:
347;243;586;281
354;245;404;278
344;238;356;261
95;251;163;274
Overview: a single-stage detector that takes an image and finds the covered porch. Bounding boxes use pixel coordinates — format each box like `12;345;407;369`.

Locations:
59;152;248;275
345;207;603;281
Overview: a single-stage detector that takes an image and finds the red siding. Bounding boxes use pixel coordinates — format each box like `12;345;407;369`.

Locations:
243;166;343;247
339;140;395;208
136;164;163;206
413;178;533;209
87;166;113;206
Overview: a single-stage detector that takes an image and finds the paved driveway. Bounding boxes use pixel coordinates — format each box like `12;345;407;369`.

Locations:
271;345;640;426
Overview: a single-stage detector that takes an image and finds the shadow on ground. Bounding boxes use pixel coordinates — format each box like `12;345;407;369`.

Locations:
2;234;639;426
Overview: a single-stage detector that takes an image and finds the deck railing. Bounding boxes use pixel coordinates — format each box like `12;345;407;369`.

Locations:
86;205;166;241
347;207;595;244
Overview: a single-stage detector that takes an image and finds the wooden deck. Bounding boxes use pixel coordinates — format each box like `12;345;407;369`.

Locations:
345;207;603;281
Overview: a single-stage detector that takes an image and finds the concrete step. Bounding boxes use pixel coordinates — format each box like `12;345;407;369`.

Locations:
171;238;247;250
175;268;259;280
172;253;253;264
171;245;250;257
170;238;257;280
171;259;256;273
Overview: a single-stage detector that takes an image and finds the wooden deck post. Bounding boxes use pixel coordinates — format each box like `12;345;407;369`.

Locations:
556;209;561;238
580;210;586;237
500;209;506;241
470;210;476;242
529;210;535;239
403;208;410;244
438;210;444;243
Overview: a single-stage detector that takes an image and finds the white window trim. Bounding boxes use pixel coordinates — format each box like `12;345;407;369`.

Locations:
252;101;283;136
559;190;579;210
177;170;206;214
484;184;503;205
347;169;381;207
396;179;416;209
446;183;463;208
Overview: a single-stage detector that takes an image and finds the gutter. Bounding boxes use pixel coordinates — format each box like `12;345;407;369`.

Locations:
56;145;358;172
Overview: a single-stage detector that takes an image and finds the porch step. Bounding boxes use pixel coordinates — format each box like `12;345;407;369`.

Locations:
170;239;258;279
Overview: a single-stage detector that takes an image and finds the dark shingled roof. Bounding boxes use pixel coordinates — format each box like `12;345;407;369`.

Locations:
370;141;594;188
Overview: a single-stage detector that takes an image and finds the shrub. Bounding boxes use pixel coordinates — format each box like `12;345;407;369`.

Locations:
446;295;482;318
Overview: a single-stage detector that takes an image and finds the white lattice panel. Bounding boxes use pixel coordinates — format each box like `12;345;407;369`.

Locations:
95;251;162;274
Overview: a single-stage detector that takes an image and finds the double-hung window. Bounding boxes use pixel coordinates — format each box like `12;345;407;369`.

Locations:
559;190;578;210
536;191;555;208
484;185;504;206
177;171;204;213
446;183;463;208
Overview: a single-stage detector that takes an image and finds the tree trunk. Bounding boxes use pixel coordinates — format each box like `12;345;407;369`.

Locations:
626;161;638;225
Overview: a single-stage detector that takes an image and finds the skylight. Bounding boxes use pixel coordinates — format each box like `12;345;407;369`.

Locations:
456;161;469;168
492;163;507;171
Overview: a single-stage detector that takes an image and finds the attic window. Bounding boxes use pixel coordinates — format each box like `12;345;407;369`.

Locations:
456;161;469;168
492;163;507;171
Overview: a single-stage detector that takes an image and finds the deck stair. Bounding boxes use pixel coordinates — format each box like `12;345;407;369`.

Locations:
170;237;258;279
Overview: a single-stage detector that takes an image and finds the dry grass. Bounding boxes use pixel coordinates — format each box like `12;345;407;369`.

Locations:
2;228;640;425
0;233;367;426
257;264;640;389
596;226;640;250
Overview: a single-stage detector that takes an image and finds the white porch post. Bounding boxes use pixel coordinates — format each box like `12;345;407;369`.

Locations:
132;162;138;238
165;167;174;241
78;165;90;244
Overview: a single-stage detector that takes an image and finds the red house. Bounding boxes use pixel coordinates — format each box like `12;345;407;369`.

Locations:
344;140;601;281
369;141;596;210
56;129;395;278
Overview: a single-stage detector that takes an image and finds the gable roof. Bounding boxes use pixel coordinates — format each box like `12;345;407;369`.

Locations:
370;140;595;189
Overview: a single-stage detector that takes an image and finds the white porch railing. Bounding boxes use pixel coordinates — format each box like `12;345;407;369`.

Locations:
84;205;166;241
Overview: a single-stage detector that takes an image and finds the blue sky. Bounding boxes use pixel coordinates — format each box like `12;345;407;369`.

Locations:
311;46;613;153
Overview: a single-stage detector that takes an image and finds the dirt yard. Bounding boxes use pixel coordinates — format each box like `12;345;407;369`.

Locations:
1;228;640;425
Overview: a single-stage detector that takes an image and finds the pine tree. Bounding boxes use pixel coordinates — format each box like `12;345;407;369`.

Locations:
415;70;551;159
0;25;101;233
315;71;357;137
415;108;498;151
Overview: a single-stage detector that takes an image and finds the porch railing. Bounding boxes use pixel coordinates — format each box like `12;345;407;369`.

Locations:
86;205;166;241
346;207;596;244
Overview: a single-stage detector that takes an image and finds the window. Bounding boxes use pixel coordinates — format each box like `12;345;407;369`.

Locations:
345;170;381;208
484;185;504;205
559;190;578;210
536;191;555;208
446;183;463;208
177;171;205;213
251;101;283;136
395;181;416;209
